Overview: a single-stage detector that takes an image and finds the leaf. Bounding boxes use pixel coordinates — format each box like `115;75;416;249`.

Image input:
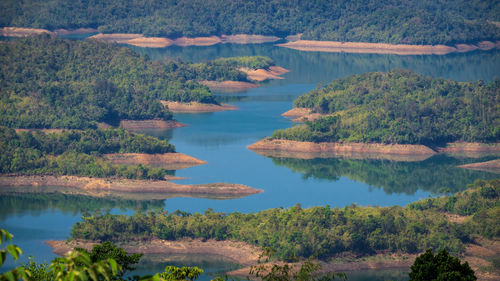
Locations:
0;251;6;267
6;245;22;261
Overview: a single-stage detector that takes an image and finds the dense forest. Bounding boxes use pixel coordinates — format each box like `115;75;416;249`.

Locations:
269;155;498;195
272;70;500;145
70;179;499;261
0;127;174;180
0;36;270;129
1;0;500;45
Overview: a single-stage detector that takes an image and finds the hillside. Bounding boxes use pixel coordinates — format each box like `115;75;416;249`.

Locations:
0;36;272;129
271;70;499;146
1;0;499;45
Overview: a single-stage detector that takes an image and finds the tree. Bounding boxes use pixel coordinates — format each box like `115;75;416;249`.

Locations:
409;248;476;281
76;241;142;279
249;248;346;281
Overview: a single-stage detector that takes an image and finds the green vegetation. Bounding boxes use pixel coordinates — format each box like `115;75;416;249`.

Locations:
269;155;498;195
1;0;499;45
0;127;174;180
409;248;476;281
272;70;499;145
182;56;273;82
70;180;499;261
0;36;272;129
409;179;500;239
2;229;344;281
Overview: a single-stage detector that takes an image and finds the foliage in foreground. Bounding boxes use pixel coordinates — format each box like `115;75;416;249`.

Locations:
2;231;345;281
71;180;499;260
273;70;499;145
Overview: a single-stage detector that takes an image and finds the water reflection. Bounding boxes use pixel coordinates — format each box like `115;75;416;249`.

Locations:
267;154;498;195
0;187;165;219
131;254;241;281
132;44;500;83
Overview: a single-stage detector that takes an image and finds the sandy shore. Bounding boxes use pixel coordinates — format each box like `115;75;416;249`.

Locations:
281;107;329;122
0;175;262;196
160;101;238;113
248;139;437;156
200;81;259;93
1;27;98;37
89;33;280;47
458;159;500;173
46;238;262;266
437;143;500;154
249;139;500;159
1;27;52;37
103;153;206;170
240;66;289;82
119;119;186;130
277;40;500;55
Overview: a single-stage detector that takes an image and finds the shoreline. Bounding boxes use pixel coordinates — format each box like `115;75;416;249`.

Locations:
248;139;437;156
89;33;281;48
160;101;238;113
239;66;289;82
46;238;262;266
3;27;498;55
46;238;499;281
0;175;262;197
103;153;206;170
248;139;500;158
458;159;500;173
276;40;500;55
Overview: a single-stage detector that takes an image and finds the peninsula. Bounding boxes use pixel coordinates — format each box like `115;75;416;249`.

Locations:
249;70;500;157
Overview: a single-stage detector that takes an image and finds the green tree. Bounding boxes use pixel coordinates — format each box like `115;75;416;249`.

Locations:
76;242;142;279
409;248;476;281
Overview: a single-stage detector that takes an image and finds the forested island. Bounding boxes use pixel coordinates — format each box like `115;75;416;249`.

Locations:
1;0;499;46
0;35;282;129
59;179;499;277
250;69;500;156
0;127;261;197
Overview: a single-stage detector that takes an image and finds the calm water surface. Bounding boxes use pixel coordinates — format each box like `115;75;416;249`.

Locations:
2;42;499;280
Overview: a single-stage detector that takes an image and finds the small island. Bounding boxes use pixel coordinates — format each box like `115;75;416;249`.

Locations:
249;70;500;157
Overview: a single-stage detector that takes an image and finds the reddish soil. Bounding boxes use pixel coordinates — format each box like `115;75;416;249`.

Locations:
240;66;289;82
458;159;500;174
248;139;437;155
0;175;262;196
277;40;500;55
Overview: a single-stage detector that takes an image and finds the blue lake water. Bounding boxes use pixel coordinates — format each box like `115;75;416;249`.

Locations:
1;41;499;280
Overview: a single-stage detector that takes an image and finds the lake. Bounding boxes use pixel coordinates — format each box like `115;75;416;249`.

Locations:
1;41;499;280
